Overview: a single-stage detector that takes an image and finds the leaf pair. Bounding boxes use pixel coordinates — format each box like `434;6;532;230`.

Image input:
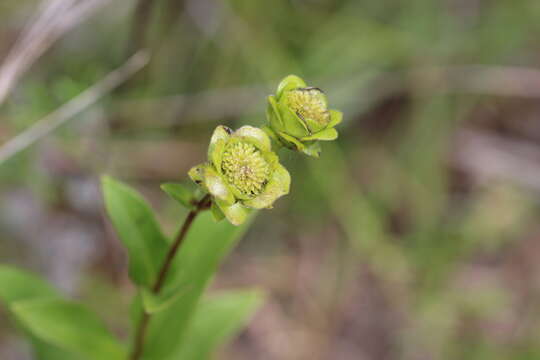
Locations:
0;264;262;360
102;176;263;359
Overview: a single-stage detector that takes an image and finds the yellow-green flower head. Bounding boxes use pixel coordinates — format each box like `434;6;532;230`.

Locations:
265;75;343;157
189;125;291;225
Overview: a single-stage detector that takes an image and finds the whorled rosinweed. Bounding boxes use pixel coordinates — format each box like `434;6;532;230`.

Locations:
189;125;290;225
264;75;342;157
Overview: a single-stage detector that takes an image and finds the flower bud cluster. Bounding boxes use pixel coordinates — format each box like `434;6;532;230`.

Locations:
189;75;342;225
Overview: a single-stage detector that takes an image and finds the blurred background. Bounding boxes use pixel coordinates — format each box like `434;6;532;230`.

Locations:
1;0;540;359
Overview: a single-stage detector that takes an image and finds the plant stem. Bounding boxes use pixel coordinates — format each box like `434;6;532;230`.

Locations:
129;194;211;360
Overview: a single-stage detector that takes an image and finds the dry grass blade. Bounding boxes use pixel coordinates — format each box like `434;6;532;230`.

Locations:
0;0;112;106
0;50;150;165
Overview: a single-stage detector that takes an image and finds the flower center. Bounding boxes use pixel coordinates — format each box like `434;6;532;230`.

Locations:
221;142;270;197
286;87;330;130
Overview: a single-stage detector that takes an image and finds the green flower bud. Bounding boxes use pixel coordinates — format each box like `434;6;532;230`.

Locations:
265;75;342;157
189;125;291;225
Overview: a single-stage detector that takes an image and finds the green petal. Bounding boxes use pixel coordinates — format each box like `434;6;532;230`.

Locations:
216;200;250;226
203;167;235;204
210;139;226;172
302;141;322;158
267;96;284;132
208;125;232;159
261;126;283;149
210;201;225;222
301;127;338;141
188;164;207;185
305;117;328;134
210;125;232;147
261;150;278;167
278;102;310;138
243;164;290;209
234;126;271;152
328;110;343;128
276;75;306;99
278;131;305;151
317;90;329;108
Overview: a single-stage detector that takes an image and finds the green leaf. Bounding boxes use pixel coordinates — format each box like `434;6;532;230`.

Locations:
102;176;169;287
172;290;264;360
161;183;196;209
32;338;82;360
0;266;77;360
12;298;127;360
137;211;256;360
0;265;60;303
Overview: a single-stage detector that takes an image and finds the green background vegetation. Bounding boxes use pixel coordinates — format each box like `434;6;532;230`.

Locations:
1;0;540;359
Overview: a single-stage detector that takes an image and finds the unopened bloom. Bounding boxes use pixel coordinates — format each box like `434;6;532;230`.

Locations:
189;125;290;225
265;75;342;157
